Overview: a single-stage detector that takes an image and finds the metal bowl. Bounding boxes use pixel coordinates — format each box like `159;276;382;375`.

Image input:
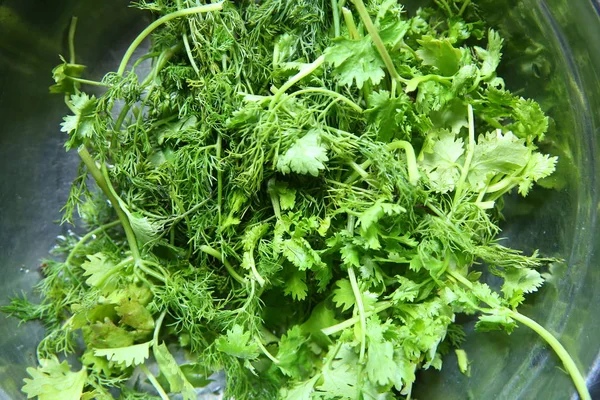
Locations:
1;1;599;398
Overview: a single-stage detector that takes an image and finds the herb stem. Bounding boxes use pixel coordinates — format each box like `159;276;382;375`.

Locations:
68;17;78;64
387;140;420;185
216;134;223;227
200;245;245;284
70;77;108;87
453;104;476;205
270;56;325;108
65;220;120;265
77;148;141;262
506;310;591;400
342;7;360;40
458;0;471;16
117;3;224;76
348;266;366;362
331;0;341;37
153;310;167;344
351;0;401;82
256;337;280;364
272;87;363;113
321;302;393;336
182;33;200;76
139;364;169;400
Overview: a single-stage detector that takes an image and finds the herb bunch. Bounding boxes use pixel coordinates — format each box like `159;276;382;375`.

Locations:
2;0;591;399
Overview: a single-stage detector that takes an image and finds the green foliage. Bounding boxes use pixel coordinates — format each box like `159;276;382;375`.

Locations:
4;0;576;399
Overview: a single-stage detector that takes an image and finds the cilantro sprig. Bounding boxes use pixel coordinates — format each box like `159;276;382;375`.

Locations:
1;1;591;399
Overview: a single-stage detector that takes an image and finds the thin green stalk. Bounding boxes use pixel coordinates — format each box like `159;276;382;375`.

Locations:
271;87;363;113
200;245;245;284
117;3;223;76
216;134;223;227
348;266;366;362
331;0;341;37
65;220;120;265
321;302;393;335
77;147;141;262
182;33;200;76
70;77;108;87
68;17;78;64
269;56;325;108
255;337;280;364
507;310;591;400
387;140;420;185
139;364;169;400
153;310;167;344
453;104;476;205
459;0;471;16
351;0;401;82
341;7;360;40
447;270;591;400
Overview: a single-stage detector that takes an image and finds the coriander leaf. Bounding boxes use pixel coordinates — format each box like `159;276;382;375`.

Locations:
94;341;151;367
358;200;406;232
332;279;355;312
280;376;319;400
126;212;164;247
23;356;87;400
216;324;259;359
284;269;309;301
81;253;120;292
509;97;549;141
518;153;558;196
315;361;359;399
475;310;516;334
467;130;530;191
115;298;155;331
277;130;329;177
277;326;315;379
474;29;503;80
420;130;464;193
281;237;326;271
324;36;386;88
389;276;421;303
416;36;463;76
60;93;97;150
365;90;410;142
501;267;544;307
153;342;196;399
50;56;87;94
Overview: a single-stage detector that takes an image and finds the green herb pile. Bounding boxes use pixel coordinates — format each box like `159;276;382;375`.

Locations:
2;0;592;399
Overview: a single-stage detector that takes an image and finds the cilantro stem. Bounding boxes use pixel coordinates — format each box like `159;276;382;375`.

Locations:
65;220;120;266
69;77;108;87
182;33;200;76
506;310;591;400
341;7;360;40
139;364;169;400
388;140;420;186
68;17;78;64
255;337;280;364
153;310;167;344
351;0;401;82
347;266;367;362
200;245;245;285
458;0;471;17
216;134;223;227
453;104;476;205
269;56;325;109
331;0;341;37
272;87;363;113
117;3;224;76
447;270;591;400
77;148;141;262
321;302;393;336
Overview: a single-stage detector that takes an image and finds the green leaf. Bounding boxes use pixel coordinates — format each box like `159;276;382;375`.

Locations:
216;324;259;359
23;356;87;400
94;341;151;367
420;130;464;193
280;376;319;400
518;153;557;196
115;298;155;331
358;200;406;232
416;36;463;76
501;267;544;307
50;56;87;94
277;130;329;177
282;237;326;271
509;97;549;141
365;90;410;142
316;360;359;399
475;310;516;333
332;279;355;312
474;29;503;79
80;253;121;292
60;93;97;150
127;212;164;246
284;269;309;301
277;326;315;380
389;276;421;303
324;36;386;88
153;342;196;399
